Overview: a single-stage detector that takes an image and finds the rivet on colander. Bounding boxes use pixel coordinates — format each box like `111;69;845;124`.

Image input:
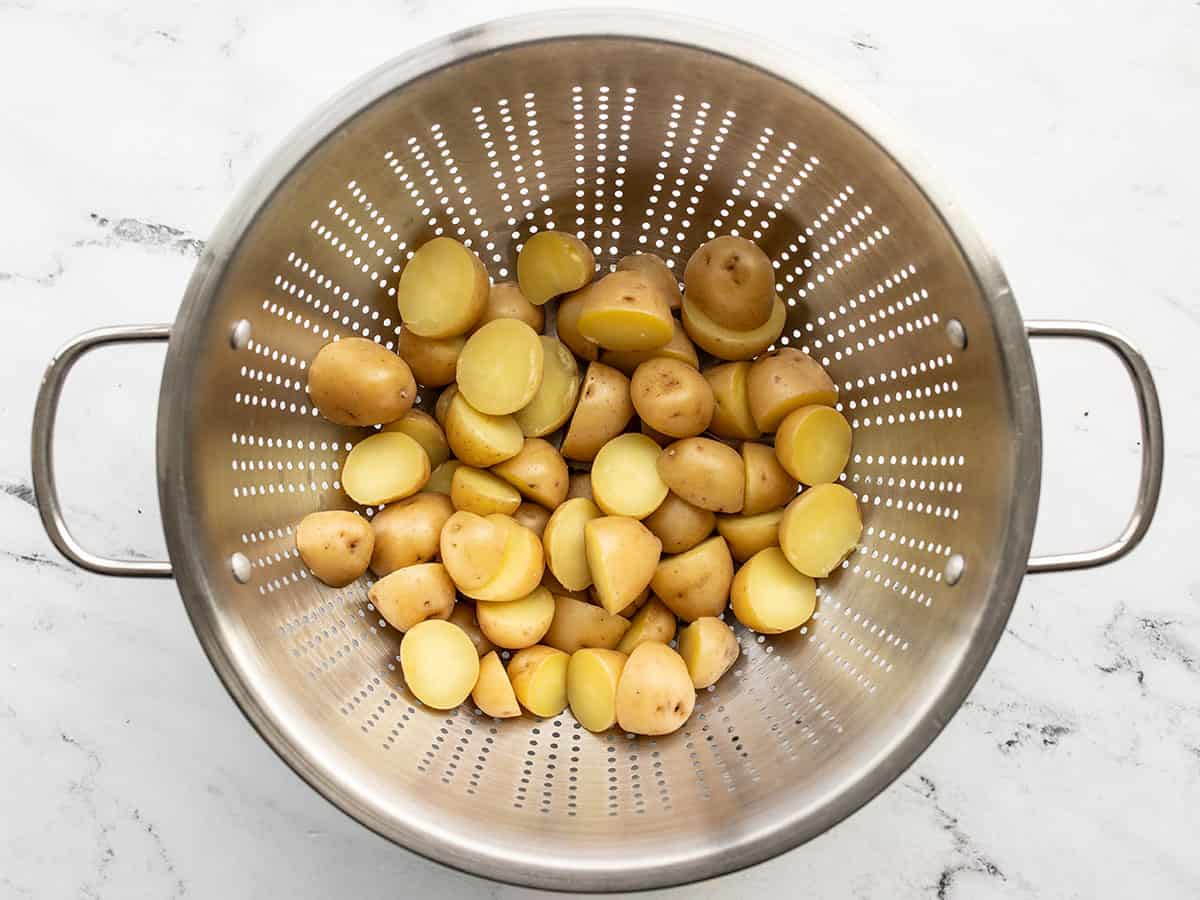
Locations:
946;318;968;350
230;319;253;350
944;553;966;586
230;552;252;583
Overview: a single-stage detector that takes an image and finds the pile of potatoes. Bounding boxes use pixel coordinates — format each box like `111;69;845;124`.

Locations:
294;231;861;736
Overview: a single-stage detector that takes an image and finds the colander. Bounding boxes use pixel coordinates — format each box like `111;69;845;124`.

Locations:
29;12;1163;893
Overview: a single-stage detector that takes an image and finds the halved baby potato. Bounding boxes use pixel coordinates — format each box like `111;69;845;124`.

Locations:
617;252;683;311
342;432;430;506
779;484;862;577
492;438;569;509
472;651;521;718
590;433;668;519
704;362;760;440
443;391;524;467
681;293;786;361
746;348;838;432
614;643;695;736
555;290;600;362
507;645;570;717
741;441;799;515
542;497;603;591
513;337;580;437
677;617;740;689
448;602;495;657
434;384;458;426
369;492;454;576
307;337;415;427
567;648;628;732
643;491;716;554
439;510;508;592
477;281;545;333
542;594;630;654
775;405;852;485
400;619;480;709
370;562;456;632
456;318;545;416
383;409;450;469
731;546;817;633
512;502;551;539
424;460;461;496
657;437;745;513
560;362;634;462
577;271;674;352
615;597;677;655
451;466;522;516
476;586;556;650
600;318;698;375
566;471;593;501
630;358;715;439
517;231;595;305
468;515;546;603
650;535;734;622
585;516;662;615
716;508;784;562
397;237;489;338
296;510;374;587
684;235;775;331
397;329;466;388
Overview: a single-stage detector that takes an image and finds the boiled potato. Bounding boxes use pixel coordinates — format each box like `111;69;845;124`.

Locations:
567;648;628;732
614;643;695;736
439;510;507;591
716;508;784;562
477;281;545;333
704;362;760;440
577;271;674;352
560;362;634;462
779;484;862;577
369;492;454;576
476;586;555;650
396;237;488;338
451;466;522;516
507;645;570;717
617;252;683;311
472;651;521;718
742;442;799;515
555;290;600;362
467;515;546;603
517;231;595;305
542;570;592;605
657;437;745;513
456;319;545;415
616;597;677;654
424;460;461;496
650;535;734;622
443;391;524;467
448;602;495;657
383;409;449;469
433;383;458;426
746;348;838;432
342;432;430;506
731;547;816;633
775;405;852;485
370;562;455;632
400;619;480;709
681;293;786;361
630;358;715;439
590;433;668;519
542;594;630;654
307;338;415;427
296;510;373;587
643;492;716;554
512;502;550;539
585;516;662;615
600;318;698;375
513;337;580;437
542;497;602;591
616;587;651;619
677;617;740;688
684;235;774;331
492;438;569;509
397;329;465;388
566;471;593;501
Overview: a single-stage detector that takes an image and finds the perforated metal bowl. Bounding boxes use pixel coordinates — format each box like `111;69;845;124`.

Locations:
30;12;1163;893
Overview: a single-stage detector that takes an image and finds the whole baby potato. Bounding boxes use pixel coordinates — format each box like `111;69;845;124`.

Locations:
477;281;545;333
443;391;524;467
590;433;668;519
741;441;799;515
616;252;683;310
650;535;734;622
731;546;817;633
370;562;455;632
492;438;569;510
342;432;430;506
397;329;466;388
600;319;698;375
396;237;489;338
517;231;596;305
746;348;838;433
296;510;374;587
369;491;454;576
677;617;740;689
631;358;715;439
400;619;480;709
507;645;570;717
567;648;628;733
643;492;716;554
577;271;674;352
683;235;774;331
585;516;662;615
472;650;521;718
616;597;677;655
512;502;551;540
716;508;784;562
513;337;581;437
456;319;545;416
657;437;746;513
476;586;556;650
307;338;415;426
704;362;760;440
681;293;786;361
614;643;696;736
383;409;450;469
542;594;630;654
450;466;522;516
560;362;635;462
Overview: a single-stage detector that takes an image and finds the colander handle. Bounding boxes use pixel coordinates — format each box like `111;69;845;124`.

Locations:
1025;321;1163;573
31;324;174;578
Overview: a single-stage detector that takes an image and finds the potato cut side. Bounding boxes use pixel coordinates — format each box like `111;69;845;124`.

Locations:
439;510;508;592
517;231;596;305
507;645;570;717
342;432;430;506
577;271;674;352
400;619;480;709
491;438;569;509
560;362;635;462
443;391;524;467
677;617;740;688
617;252;683;310
296;511;374;587
567;649;628;732
307;337;415;427
542;497;603;591
657;437;745;513
555;290;600;361
741;441;799;515
643;492;716;554
600;318;698;375
630;358;715;439
383;409;450;469
774;405;853;485
705;361;761;440
650;535;734;622
590;433;669;519
472;651;521;718
615;597;677;655
779;484;862;577
397;329;466;388
448;602;495;657
542;594;630;654
456;318;545;415
477;281;545;333
614;643;695;736
450;466;522;516
424;460;461;496
681;293;786;361
585;516;663;615
396;237;489;338
476;586;556;649
731;547;817;633
370;563;456;632
514;337;581;437
467;516;546;603
716;508;784;562
746;348;838;432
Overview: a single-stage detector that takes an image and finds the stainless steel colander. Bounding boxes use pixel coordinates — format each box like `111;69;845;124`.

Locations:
30;12;1163;892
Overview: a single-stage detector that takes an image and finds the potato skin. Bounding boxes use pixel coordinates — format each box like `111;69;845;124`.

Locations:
555;290;600;362
512;502;551;539
443;392;524;467
448;602;495;657
476;586;556;650
296;511;374;587
477;281;545;333
716;508;784;562
492;438;569;510
704;362;760;440
567;648;628;732
677;617;740;688
513;337;581;438
601;319;699;375
615;597;677;655
383;409;450;468
542;594;630;654
577;271;675;352
630;358;715;439
397;329;466;388
472;650;521;718
507;645;570;717
369;492;454;576
614;643;696;736
369;562;456;632
657;437;746;513
450;466;522;516
643;492;716;554
560;362;635;462
741;441;799;515
746;348;838;432
585;516;662;615
439;510;508;591
684;235;774;331
617;252;683;311
308;338;415;426
681;293;786;361
566;471;594;501
649;535;734;622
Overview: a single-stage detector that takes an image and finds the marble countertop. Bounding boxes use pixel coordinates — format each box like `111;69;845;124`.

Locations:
2;1;1198;897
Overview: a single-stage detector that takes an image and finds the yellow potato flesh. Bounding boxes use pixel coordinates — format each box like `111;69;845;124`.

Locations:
451;466;522;516
472;651;521;718
555;291;600;361
396;329;465;388
614;643;695;736
600;318;698;375
476;586;555;650
341;432;430;506
443;392;524;467
731;547;816;633
491;438;569;509
467;516;545;603
542;497;602;591
650;535;734;622
507;645;570;717
705;362;761;440
400;619;480;709
478;281;545;332
779;484;862;577
585;516;662;615
439;510;507;591
716;509;784;562
746;348;839;432
383;409;449;469
396;237;488;338
448;602;495;657
369;563;455;632
616;597;677;655
677;617;740;688
590;433;668;519
514;337;581;437
517;231;595;305
424;460;461;496
567;648;627;732
681;293;786;361
741;441;799;515
577;272;674;352
643;492;716;554
296;511;374;587
542;594;630;654
456;318;545;416
774;405;853;485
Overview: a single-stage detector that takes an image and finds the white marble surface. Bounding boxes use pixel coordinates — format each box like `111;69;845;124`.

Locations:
1;1;1198;897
